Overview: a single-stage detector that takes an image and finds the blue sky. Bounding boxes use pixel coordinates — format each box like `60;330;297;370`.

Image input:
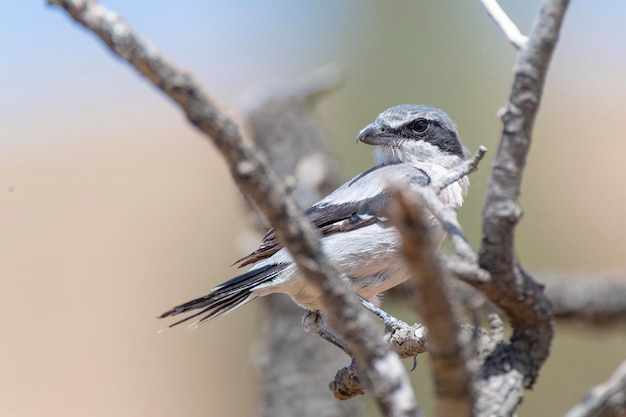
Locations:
2;1;624;145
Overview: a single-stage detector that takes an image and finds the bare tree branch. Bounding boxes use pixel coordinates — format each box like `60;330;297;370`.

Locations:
330;316;505;401
328;319;428;400
240;66;362;417
443;256;491;285
383;323;428;359
431;146;487;192
410;146;486;265
480;0;529;50
544;276;626;324
47;1;420;415
474;0;570;414
565;360;626;417
330;360;365;401
388;187;474;417
393;267;626;327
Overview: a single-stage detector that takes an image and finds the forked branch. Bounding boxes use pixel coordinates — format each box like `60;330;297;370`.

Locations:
473;0;570;414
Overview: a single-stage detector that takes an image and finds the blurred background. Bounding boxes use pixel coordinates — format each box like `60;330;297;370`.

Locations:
1;1;625;416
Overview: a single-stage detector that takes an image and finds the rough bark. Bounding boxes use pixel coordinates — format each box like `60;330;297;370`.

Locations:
239;67;362;417
388;188;475;417
472;2;570;415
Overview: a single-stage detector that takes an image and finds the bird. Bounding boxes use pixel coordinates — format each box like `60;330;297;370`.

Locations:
158;104;469;331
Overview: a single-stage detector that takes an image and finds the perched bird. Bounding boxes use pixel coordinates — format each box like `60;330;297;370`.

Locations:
159;104;469;329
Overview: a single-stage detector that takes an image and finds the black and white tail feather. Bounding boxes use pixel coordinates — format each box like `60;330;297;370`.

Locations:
158;104;469;331
159;264;288;330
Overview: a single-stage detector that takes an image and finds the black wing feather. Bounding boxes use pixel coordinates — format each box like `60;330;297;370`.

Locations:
234;164;430;266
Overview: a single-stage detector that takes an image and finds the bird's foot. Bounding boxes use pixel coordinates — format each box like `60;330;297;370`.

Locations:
302;310;349;354
358;297;408;329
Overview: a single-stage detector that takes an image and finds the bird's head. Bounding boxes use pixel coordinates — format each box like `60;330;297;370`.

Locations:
356;104;466;167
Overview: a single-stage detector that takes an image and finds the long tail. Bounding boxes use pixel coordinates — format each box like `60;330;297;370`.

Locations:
158;263;287;330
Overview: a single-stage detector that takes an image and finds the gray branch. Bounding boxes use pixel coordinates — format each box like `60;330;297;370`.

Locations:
414;147;487;265
47;1;420;415
331;316;504;401
240;67;362;417
387;187;474;417
431;146;487;193
391;267;626;326
544;276;626;324
475;0;571;414
565;360;626;417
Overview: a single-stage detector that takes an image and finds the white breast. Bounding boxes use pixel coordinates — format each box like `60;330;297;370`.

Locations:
251;162;468;311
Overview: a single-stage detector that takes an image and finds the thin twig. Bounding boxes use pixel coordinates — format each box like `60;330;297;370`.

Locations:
413;146;488;265
47;1;421;415
431;146;487;192
442;255;491;285
480;0;529;50
415;185;478;264
565;360;626;417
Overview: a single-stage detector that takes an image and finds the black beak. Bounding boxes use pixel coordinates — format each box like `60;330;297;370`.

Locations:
356;122;389;145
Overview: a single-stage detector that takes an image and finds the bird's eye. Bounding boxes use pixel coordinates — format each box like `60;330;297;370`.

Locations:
411;119;429;133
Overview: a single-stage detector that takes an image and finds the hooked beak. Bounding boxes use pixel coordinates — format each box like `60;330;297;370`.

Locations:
356;121;390;145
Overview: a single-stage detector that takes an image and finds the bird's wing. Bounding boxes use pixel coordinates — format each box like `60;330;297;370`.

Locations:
234;163;430;267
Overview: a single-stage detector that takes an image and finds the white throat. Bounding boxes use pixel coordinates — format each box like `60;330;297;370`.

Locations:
374;140;465;169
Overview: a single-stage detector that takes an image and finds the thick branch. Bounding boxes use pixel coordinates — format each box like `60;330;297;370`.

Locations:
48;1;420;415
477;0;570;393
404;264;626;326
544;276;626;324
241;67;360;417
388;187;474;417
565;360;626;417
